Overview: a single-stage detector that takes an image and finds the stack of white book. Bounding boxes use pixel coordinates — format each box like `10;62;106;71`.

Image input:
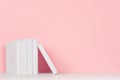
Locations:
6;39;57;75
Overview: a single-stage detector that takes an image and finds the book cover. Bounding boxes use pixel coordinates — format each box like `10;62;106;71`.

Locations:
6;41;21;75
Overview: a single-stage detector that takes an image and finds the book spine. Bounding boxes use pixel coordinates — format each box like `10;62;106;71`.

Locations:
33;39;38;75
21;40;27;75
27;39;33;75
16;41;21;75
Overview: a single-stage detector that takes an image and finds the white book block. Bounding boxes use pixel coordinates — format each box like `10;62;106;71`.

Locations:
32;39;38;75
20;40;27;75
38;44;58;74
6;41;21;75
27;39;33;75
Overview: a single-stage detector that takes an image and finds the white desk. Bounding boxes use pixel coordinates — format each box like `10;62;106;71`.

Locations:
1;73;120;80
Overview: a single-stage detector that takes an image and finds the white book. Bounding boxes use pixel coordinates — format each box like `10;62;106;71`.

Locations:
38;44;58;74
20;40;27;75
6;41;21;75
32;39;38;75
27;39;33;75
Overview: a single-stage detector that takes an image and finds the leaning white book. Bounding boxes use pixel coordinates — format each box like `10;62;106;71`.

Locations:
27;39;33;75
32;39;38;75
38;44;58;74
20;40;27;75
6;41;21;75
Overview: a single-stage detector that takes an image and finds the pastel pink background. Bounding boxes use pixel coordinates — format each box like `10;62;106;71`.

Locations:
0;0;120;73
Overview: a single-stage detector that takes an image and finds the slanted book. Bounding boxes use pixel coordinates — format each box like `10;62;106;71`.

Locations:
38;44;58;74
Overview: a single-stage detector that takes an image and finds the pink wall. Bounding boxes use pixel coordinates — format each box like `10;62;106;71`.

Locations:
0;0;120;73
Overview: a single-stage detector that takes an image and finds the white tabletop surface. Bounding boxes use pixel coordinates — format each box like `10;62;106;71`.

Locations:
1;73;120;80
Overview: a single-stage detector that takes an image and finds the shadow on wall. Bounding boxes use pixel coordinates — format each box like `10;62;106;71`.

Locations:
38;49;51;73
2;46;6;73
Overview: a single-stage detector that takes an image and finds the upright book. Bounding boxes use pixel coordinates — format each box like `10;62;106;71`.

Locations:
6;41;21;75
27;39;33;75
38;44;58;74
20;40;27;75
32;39;38;75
